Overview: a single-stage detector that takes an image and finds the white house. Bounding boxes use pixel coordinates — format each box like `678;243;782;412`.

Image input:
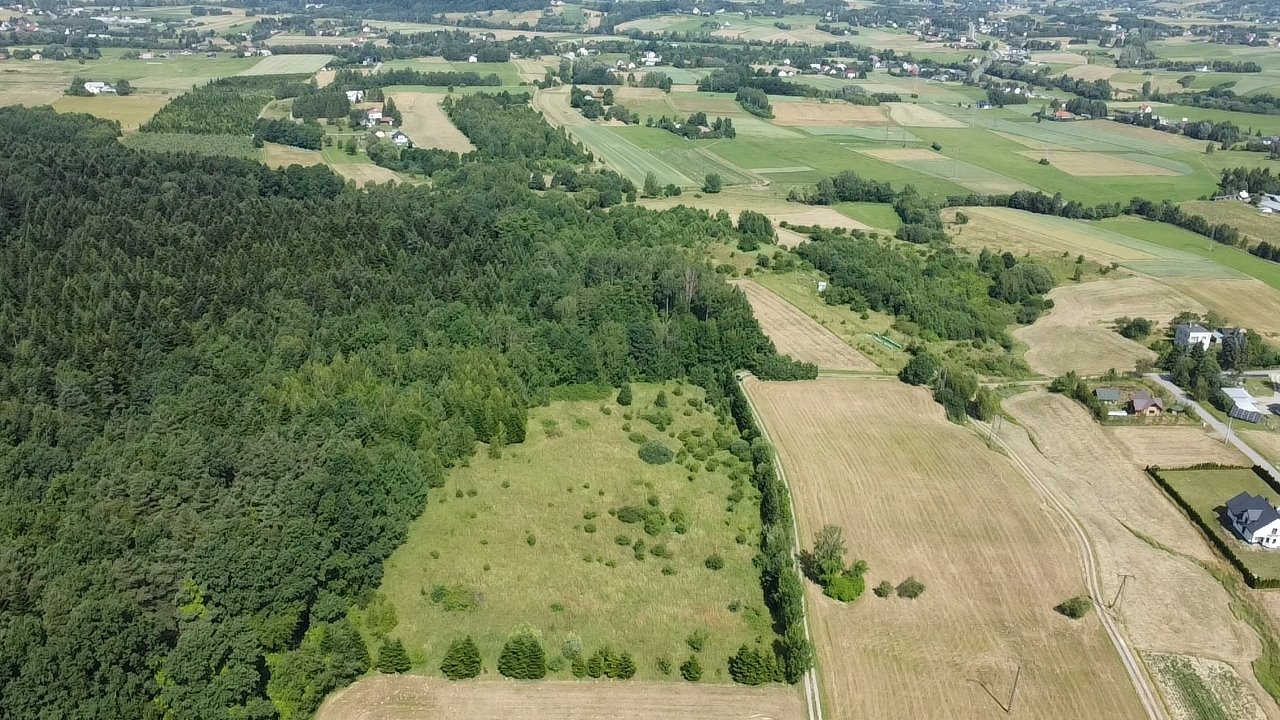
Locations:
1174;323;1213;350
467;54;477;63
1261;194;1280;214
344;90;365;103
83;81;114;95
1226;492;1280;548
391;130;410;146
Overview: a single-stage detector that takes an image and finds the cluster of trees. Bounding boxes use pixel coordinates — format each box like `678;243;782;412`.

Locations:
0;106;813;719
1116;112;1244;145
560;57;622;86
737;210;774;251
727;644;784;685
1158;87;1280;116
139;77;275;135
368;144;463;176
898;349;998;423
570;646;637;679
568;86;639;123
1048;372;1106;420
787;169;894;206
1148;59;1262;73
1063;96;1109;118
1115;316;1154;340
641;71;674;92
1127;197;1243;246
806;525;867;602
1161;343;1223;402
735;87;773;118
291;88;351;120
1250;241;1280;263
497;627;547;679
252;117;325;149
984;63;1114;102
440;636;483;679
1221;166;1280;195
66;77;133;96
334;67;503;90
649;112;736;139
797;230;1056;343
443;92;589;167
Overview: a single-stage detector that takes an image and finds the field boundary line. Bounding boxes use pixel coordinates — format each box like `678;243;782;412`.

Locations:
979;418;1168;720
738;374;825;720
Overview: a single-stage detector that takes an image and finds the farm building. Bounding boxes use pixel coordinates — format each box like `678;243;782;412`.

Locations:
1222;387;1262;416
83;81;115;95
1174;323;1213;349
1129;391;1164;416
1095;387;1122;403
1225;492;1280;548
1051;110;1076;122
1261;194;1280;214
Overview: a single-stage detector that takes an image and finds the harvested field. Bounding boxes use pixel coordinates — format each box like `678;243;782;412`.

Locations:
1181;201;1280;247
746;377;1146;720
1013;277;1203;376
775;227;809;248
314;69;336;87
992;130;1060;150
1169;279;1280;341
1108;427;1248;469
239;53;332;76
732;280;876;371
860;147;943;162
1102;121;1207;151
997;392;1267;692
1242;431;1280;466
769;100;887;127
52;94;168;131
1020;151;1180;176
386;91;475;153
1034;51;1091;65
1063;65;1128;81
261;142;325;168
639;191;871;233
956;207;1154;262
316;675;803;720
884;102;964;128
331;162;402;185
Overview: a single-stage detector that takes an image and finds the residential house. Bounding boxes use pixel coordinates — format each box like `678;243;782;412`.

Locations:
344;90;365;103
1260;194;1280;214
1174;323;1213;349
1225;492;1280;548
83;81;115;95
1094;387;1122;404
1051;110;1076;122
391;130;410;146
1129;391;1164;416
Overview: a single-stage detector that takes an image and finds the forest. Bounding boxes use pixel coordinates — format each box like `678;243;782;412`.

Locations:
0;106;813;720
139;77;285;135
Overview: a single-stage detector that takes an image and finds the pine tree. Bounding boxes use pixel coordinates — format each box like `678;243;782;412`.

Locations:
377;638;411;674
617;382;632;406
680;655;702;681
643;172;661;198
728;644;781;685
440;636;482;680
500;629;547;679
571;655;588;677
616;652;636;679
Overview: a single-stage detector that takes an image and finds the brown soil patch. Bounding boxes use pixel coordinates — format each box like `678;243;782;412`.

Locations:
746;378;1147;720
1019;151;1180;177
884;102;964;128
861;147;945;162
261;142;325;168
1108;427;1249;468
770;100;887;127
386;91;475;153
332;162;403;185
317;675;803;720
314;68;336;87
1013;277;1204;376
998;392;1261;665
733;280;877;371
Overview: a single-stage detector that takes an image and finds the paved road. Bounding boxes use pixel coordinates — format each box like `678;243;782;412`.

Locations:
1146;374;1280;477
981;422;1167;720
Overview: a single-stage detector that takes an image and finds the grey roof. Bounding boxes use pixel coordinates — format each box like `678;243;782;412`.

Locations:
1094;388;1122;402
1230;407;1264;424
1226;492;1280;535
1177;323;1209;333
1131;391;1164;412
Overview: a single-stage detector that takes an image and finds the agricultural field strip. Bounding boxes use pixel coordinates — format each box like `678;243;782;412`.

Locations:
238;54;333;76
731;280;877;372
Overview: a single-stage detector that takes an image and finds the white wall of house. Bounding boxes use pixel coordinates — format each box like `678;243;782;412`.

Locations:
1175;325;1212;350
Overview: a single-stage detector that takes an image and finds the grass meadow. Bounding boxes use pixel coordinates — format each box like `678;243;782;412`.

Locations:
366;383;771;681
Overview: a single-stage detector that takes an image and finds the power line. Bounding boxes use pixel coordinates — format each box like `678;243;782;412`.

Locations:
1110;573;1135;611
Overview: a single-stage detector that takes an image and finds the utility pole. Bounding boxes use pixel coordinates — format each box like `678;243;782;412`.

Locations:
1110;573;1135;611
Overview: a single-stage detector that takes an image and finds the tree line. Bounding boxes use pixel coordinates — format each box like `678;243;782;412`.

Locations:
0;105;813;719
139;76;284;135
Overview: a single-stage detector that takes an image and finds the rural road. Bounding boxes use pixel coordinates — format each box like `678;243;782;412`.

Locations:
736;374;825;720
981;421;1167;720
1145;374;1280;477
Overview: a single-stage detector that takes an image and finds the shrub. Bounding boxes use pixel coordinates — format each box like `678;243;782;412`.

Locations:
377;637;411;674
617;383;632;406
873;581;894;598
583;522;597;534
430;584;477;612
705;554;725;570
931;141;942;151
1038;157;1050;165
440;636;482;679
628;432;647;444
662;565;675;575
680;655;703;681
638;441;673;465
822;572;865;602
657;655;673;675
1055;595;1092;619
526;534;536;546
896;577;925;599
498;626;546;679
615;534;631;546
649;543;669;558
728;644;781;685
686;628;707;652
571;656;587;677
616;651;637;679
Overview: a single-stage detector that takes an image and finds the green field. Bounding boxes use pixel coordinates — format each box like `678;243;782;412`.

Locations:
239;54;332;76
1098;216;1280;288
836;202;902;231
1159;468;1280;581
378;59;524;86
367;384;772;680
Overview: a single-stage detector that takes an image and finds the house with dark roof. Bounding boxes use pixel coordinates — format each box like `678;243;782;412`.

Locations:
1225;492;1280;548
1129;391;1164;416
1095;387;1122;403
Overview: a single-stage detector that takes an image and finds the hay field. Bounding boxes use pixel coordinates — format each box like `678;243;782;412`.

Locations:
386;91;475;152
332;162;403;185
239;53;332;76
1063;65;1128;81
998;393;1269;686
956;207;1154;262
317;675;803;720
746;377;1146;720
51;94;168;131
1021;151;1180;177
884;102;964;128
314;68;336;87
732;280;877;371
375;386;768;678
858;153;1031;195
1108;427;1248;468
261;142;325;168
638;190;871;233
1168;279;1280;341
1243;432;1280;467
1013;277;1203;376
769;100;887;127
861;147;942;162
1181;201;1280;246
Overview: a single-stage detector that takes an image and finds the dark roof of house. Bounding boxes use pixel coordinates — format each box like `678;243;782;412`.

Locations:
1131;391;1164;412
1177;323;1209;333
1226;492;1280;534
1095;388;1122;402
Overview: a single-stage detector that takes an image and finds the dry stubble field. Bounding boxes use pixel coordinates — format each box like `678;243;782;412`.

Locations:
732;280;876;371
316;675;802;720
1012;276;1204;376
386;91;475;153
745;377;1144;720
999;392;1275;715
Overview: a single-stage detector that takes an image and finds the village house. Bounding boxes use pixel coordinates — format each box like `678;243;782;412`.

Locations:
1226;492;1280;548
83;81;115;95
1174;323;1214;349
1094;387;1122;404
344;90;364;103
391;130;410;146
1129;391;1164;416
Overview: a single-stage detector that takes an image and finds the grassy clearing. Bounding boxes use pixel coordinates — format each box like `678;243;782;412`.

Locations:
52;94;169;131
834;202;901;231
1160;468;1280;581
238;54;332;76
369;384;770;681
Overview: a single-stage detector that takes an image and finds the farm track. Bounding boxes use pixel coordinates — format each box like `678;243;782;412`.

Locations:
980;419;1167;720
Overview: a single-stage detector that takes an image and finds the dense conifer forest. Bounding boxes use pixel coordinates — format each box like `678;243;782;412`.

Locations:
0;106;812;719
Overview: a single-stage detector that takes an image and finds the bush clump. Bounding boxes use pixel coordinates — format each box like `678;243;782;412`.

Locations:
728;644;782;685
896;577;925;599
873;580;894;598
376;638;411;674
638;440;673;465
705;554;725;570
440;636;482;679
498;626;546;679
1055;595;1092;619
680;655;702;681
